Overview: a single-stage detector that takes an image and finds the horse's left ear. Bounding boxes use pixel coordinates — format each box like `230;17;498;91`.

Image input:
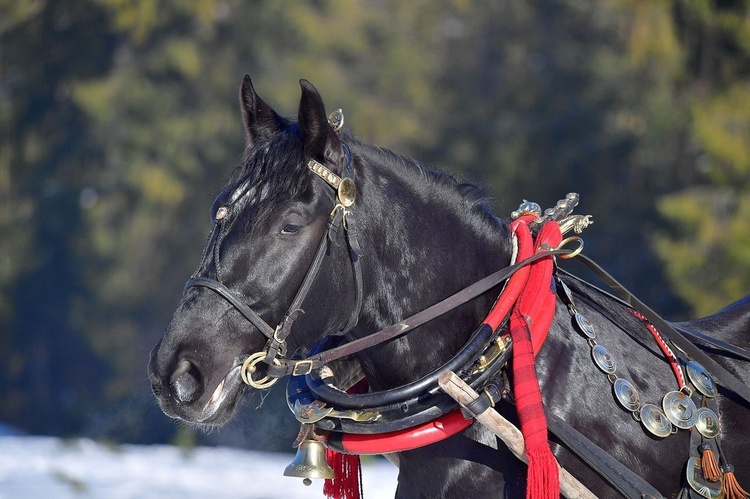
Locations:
240;75;283;150
298;79;346;174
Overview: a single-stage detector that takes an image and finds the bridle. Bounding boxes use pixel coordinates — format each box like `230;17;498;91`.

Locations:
185;143;364;389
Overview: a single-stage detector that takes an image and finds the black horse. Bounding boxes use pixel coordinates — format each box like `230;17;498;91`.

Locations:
149;77;750;498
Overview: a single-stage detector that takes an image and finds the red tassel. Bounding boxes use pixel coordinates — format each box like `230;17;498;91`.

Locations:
721;464;750;499
699;443;721;482
324;448;362;499
526;443;560;499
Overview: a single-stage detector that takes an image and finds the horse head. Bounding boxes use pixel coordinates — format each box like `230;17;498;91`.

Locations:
148;77;360;426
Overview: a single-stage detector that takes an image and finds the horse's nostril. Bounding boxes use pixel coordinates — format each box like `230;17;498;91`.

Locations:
171;359;203;404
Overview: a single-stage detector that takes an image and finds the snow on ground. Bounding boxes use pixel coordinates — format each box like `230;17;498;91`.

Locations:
0;436;398;498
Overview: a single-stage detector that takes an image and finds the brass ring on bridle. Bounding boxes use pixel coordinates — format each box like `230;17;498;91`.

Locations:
241;351;280;390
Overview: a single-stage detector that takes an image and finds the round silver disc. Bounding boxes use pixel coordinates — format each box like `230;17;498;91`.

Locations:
662;390;698;429
640;403;673;438
574;312;596;339
695;407;720;438
592;344;617;374
686;361;717;398
613;378;640;412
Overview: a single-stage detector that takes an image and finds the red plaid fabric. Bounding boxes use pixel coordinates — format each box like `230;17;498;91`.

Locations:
509;219;561;499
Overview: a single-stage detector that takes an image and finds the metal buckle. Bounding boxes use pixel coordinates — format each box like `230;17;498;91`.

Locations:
292;360;315;376
273;324;286;344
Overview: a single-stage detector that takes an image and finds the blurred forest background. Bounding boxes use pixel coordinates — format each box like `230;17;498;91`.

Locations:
1;0;748;450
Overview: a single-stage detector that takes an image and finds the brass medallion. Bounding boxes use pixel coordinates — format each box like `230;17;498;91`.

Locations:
337;178;357;207
592;344;616;374
686;457;723;499
686;361;717;398
613;378;640;412
640;403;673;437
695;407;720;438
574;312;596;339
662;390;698;429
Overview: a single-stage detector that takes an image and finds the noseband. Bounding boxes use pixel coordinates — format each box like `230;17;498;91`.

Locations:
185;146;364;389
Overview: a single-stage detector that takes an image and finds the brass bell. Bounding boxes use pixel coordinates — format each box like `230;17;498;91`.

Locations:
283;439;334;486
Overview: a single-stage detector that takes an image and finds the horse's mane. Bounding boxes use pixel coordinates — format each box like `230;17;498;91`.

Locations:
222;123;501;231
345;133;503;233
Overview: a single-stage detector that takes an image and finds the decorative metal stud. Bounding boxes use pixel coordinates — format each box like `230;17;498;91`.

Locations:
662;390;698;429
640;403;673;437
686;361;717;398
558;214;594;236
337;178;356;207
694;407;720;438
511;200;542;220
613;378;640;412
574;313;596;339
592;345;617;374
215;206;228;221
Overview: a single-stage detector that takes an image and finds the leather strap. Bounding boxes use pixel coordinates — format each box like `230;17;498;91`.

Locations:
269;247;573;378
185;277;276;339
463;379;504;417
671;323;750;362
264;208;346;362
546;411;665;499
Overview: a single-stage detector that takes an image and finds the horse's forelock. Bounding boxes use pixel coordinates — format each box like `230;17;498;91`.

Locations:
224;123;310;222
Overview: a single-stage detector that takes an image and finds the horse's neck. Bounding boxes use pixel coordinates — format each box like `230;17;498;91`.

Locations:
351;157;511;388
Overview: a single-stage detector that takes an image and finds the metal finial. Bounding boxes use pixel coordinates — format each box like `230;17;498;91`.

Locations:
328;109;344;132
511;200;542;220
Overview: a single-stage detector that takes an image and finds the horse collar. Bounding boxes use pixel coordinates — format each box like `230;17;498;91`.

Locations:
289;203;581;457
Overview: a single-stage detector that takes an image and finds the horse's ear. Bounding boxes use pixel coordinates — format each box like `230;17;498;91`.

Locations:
298;79;345;174
239;75;282;149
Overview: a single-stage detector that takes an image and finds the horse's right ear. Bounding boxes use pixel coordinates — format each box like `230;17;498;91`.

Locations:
239;75;282;149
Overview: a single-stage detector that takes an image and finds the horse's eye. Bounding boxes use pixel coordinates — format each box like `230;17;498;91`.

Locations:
280;224;301;235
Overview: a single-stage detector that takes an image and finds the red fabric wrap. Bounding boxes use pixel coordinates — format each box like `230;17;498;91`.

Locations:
509;220;561;499
484;218;534;331
324;381;368;499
